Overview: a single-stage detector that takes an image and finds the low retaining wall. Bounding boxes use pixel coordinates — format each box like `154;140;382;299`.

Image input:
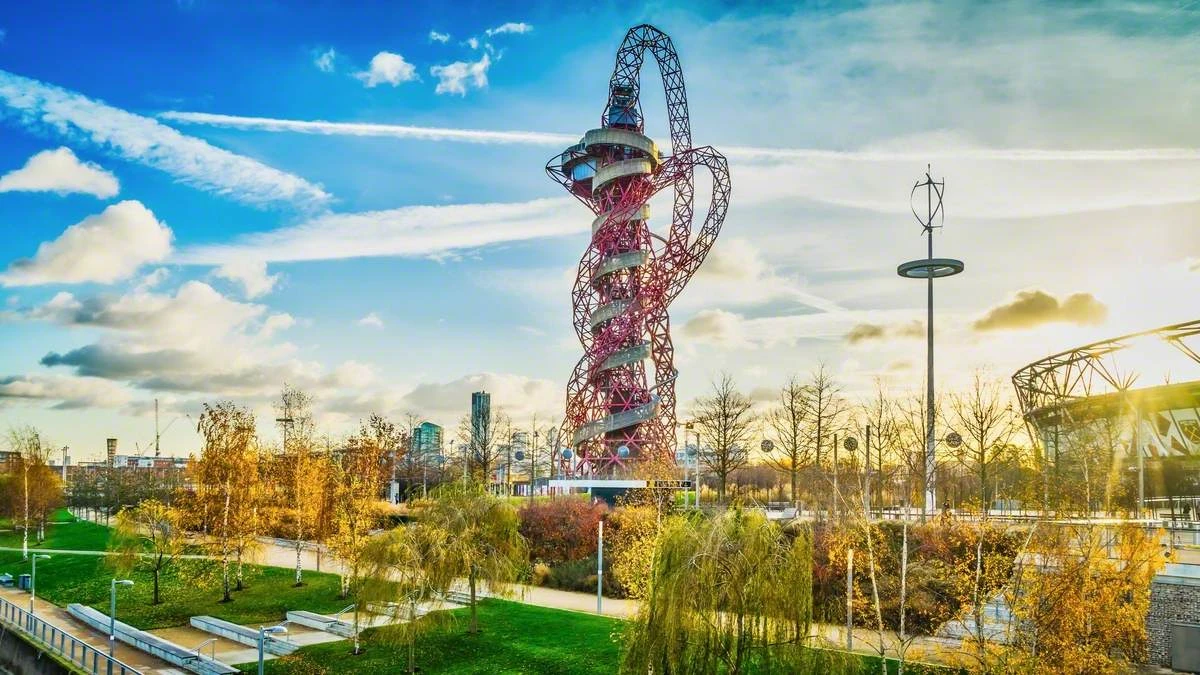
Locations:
0;628;73;675
1146;563;1200;669
67;604;235;675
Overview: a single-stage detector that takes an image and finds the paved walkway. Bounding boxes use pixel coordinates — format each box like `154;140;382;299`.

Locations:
148;622;343;667
0;546;212;559
0;586;180;674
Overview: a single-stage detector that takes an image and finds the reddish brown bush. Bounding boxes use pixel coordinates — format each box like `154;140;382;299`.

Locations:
518;498;607;565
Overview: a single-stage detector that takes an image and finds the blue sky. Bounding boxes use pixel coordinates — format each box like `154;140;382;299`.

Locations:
2;1;1199;460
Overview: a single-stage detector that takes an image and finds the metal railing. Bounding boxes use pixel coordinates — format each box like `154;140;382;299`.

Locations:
0;595;143;675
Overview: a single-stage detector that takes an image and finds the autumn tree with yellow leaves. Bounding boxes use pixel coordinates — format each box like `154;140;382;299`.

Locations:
192;402;260;603
328;414;393;604
1005;522;1165;674
273;384;329;586
110;498;188;605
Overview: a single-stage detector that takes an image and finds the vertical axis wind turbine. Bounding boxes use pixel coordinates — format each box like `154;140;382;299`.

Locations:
897;166;963;516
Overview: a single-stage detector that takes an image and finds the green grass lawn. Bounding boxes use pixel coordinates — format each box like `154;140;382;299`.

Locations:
246;599;959;675
0;519;351;630
0;506;76;531
249;599;622;675
0;516;108;551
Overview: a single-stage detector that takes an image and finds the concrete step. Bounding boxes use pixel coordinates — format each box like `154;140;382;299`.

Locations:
189;616;298;655
285;610;356;638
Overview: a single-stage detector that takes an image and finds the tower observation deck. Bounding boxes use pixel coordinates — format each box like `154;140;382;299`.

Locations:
546;24;731;477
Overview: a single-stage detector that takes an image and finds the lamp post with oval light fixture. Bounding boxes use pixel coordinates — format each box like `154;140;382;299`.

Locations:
30;554;49;615
110;578;134;657
898;166;963;518
258;625;288;675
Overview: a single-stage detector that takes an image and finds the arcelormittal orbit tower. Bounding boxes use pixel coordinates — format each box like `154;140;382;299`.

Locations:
546;24;731;478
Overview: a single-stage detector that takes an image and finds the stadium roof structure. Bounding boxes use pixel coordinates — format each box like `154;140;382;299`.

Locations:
1012;319;1200;457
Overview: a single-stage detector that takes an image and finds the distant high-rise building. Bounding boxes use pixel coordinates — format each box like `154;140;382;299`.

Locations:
410;421;443;457
106;438;117;467
471;391;491;450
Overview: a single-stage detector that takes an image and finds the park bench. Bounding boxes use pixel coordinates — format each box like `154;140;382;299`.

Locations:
190;615;299;655
66;603;237;675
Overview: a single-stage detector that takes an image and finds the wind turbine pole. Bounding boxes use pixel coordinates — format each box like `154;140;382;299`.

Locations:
897;166;963;520
155;398;161;457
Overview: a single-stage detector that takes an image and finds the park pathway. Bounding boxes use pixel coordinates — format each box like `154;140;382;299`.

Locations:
0;586;181;674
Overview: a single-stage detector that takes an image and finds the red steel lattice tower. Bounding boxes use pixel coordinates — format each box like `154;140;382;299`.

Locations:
546;24;731;477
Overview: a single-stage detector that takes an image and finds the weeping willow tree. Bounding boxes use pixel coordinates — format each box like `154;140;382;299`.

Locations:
621;509;852;674
418;482;525;634
361;523;455;673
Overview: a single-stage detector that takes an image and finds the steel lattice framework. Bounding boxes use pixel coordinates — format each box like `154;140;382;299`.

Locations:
1012;319;1200;457
1013;320;1200;419
546;24;731;477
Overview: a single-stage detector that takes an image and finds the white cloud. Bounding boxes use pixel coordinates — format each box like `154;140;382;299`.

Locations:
313;47;337;73
357;312;384;328
685;237;843;313
214;259;280;299
681;309;751;348
431;53;490;96
154;111;1200;159
1;200;172;286
0;374;131;410
0;70;329;207
259;312;295;338
465;37;479;50
325;360;376;387
355;51;418;88
484;22;532;37
429;30;450;43
158;112;575;145
398;372;558;424
678;308;938;352
31;281;268;348
135;267;169;292
728;133;1200;219
28;281;309;397
177;197;578;264
0;147;119;197
151;112;1200;216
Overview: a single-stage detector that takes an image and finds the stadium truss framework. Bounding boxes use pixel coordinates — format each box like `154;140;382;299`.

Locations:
546;24;731;477
1012;319;1200;459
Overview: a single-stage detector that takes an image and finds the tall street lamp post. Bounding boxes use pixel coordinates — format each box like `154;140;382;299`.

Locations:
30;554;50;614
110;578;134;656
898;166;963;518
